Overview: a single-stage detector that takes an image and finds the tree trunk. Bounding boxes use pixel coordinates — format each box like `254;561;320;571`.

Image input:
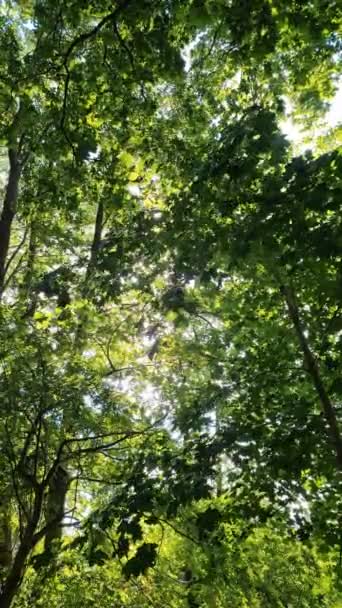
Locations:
0;149;21;297
84;198;104;289
74;199;104;347
22;222;38;317
282;285;342;470
215;404;223;497
44;466;69;551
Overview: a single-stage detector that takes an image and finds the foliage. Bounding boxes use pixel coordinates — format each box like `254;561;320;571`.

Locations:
0;0;341;607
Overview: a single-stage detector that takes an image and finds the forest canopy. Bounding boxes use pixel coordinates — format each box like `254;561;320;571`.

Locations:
0;1;341;607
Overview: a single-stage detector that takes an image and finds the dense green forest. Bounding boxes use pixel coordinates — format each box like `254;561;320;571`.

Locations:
0;1;341;606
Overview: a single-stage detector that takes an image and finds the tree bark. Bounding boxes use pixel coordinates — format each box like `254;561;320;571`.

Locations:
282;285;342;470
44;466;69;551
0;149;21;297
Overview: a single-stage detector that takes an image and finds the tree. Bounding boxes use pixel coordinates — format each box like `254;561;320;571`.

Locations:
0;1;341;607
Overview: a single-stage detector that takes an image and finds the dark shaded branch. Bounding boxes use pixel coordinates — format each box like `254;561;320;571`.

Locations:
113;20;135;71
60;0;132;132
2;252;25;293
191;21;223;70
104;361;157;377
157;518;200;546
3;226;28;277
63;0;132;66
281;285;342;470
66;433;140;457
70;475;123;485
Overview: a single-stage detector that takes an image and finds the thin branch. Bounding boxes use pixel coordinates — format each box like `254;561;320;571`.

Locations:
104;363;157;377
192;312;217;329
60;0;132;132
62;0;132;67
70;476;123;485
66;434;144;457
50;421;164;467
3;226;28;275
63;429;143;443
281;284;342;469
2;252;26;292
157;518;200;546
113;20;135;71
191;22;223;71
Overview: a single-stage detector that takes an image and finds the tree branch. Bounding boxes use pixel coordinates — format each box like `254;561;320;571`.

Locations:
3;226;28;276
281;285;342;470
60;0;132;132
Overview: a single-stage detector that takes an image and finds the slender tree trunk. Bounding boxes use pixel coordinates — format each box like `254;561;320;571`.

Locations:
74;199;104;347
282;285;342;470
84;198;104;287
215;404;223;497
22;222;38;316
0;149;21;298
